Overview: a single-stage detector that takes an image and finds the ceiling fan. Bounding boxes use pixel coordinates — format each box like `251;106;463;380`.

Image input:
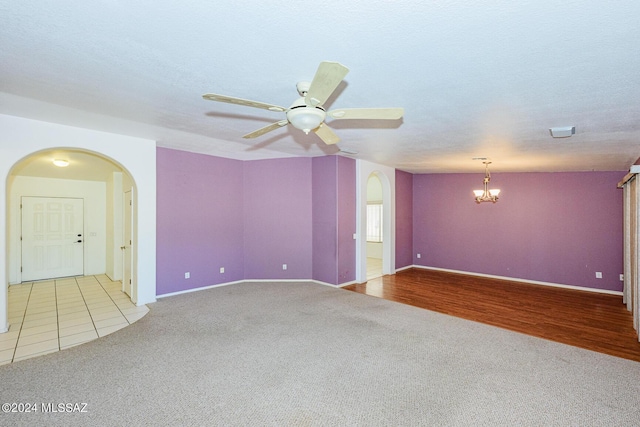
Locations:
202;61;404;145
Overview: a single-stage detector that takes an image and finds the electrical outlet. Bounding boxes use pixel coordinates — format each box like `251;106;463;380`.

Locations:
595;272;602;279
620;274;624;281
417;253;421;259
220;267;225;274
185;272;190;279
282;264;287;270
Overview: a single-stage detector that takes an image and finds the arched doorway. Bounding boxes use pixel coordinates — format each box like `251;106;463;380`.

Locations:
356;159;396;283
7;148;136;291
0;147;150;362
1;114;157;335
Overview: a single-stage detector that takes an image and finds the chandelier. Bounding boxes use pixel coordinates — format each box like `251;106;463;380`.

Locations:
473;161;500;203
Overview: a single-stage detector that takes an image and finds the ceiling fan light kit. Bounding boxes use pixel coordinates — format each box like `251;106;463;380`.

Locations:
203;61;404;145
286;97;326;134
287;108;325;134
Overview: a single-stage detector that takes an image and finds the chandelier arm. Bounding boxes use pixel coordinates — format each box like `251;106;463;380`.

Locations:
474;161;500;203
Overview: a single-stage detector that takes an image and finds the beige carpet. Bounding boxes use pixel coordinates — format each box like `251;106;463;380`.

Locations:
1;281;639;426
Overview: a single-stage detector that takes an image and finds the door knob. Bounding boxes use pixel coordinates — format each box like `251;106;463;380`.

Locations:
120;246;126;250
75;240;82;243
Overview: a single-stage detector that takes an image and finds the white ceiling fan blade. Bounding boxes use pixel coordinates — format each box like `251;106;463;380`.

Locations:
314;123;341;145
243;120;289;139
327;108;404;120
305;61;349;107
203;93;287;112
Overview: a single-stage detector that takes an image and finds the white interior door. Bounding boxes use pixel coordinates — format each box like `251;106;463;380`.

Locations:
21;197;84;281
122;190;133;297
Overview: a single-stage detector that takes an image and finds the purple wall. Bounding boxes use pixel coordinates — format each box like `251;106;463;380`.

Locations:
413;171;625;291
157;150;354;294
395;169;413;269
243;158;313;280
158;148;624;295
156;148;244;295
312;156;338;284
311;156;356;285
336;156;356;284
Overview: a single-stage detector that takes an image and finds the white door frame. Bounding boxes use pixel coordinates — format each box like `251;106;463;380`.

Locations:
123;189;134;299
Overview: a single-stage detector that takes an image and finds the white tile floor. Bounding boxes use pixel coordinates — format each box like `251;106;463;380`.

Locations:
367;257;383;280
0;274;149;365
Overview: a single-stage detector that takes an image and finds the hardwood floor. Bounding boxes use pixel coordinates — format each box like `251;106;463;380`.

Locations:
343;268;640;362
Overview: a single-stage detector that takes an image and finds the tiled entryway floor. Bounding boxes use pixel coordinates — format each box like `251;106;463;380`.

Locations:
0;275;149;365
367;257;383;280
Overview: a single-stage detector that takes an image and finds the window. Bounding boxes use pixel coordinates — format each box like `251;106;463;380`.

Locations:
366;203;383;242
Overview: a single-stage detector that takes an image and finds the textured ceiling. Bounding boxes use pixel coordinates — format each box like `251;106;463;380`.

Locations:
1;1;639;173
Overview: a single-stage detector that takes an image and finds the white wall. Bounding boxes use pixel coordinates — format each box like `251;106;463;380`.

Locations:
367;174;383;202
106;173;115;279
1;114;157;333
366;174;384;259
9;176;107;283
366;242;383;259
106;172;124;281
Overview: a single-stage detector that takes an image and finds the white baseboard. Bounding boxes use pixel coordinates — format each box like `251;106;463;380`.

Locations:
156;266;622;300
156;277;354;299
411;265;623;296
156;280;244;299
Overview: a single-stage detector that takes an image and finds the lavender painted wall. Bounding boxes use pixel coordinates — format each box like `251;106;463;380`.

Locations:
312;156;338;284
156;148;244;295
157;150;355;293
336;156;356;284
243;158;313;279
413;171;625;292
311;156;357;285
157;148;623;295
395;169;413;269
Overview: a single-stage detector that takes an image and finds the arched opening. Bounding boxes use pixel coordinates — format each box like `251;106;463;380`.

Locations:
2;147;148;362
356;160;395;283
8;148;137;288
0;114;157;339
366;173;384;279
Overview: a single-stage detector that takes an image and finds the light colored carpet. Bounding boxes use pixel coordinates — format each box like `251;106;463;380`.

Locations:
1;281;639;426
